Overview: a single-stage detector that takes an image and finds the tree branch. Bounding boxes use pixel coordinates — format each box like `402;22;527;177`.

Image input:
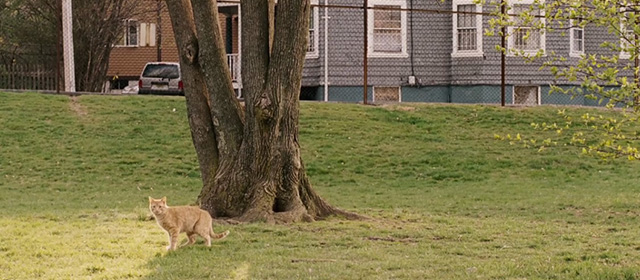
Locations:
165;0;220;196
240;0;270;109
190;0;244;161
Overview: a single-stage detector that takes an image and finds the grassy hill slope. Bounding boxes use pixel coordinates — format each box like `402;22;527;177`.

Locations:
1;92;640;279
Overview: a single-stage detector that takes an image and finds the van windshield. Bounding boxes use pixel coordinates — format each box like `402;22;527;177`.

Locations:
142;64;180;79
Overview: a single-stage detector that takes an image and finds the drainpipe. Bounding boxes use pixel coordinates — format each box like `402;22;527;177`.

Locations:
363;0;368;104
409;0;415;78
501;0;506;106
323;0;329;102
156;0;162;61
237;4;242;98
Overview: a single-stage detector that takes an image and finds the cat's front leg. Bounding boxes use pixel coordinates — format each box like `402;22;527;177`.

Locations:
165;232;172;251
167;230;180;251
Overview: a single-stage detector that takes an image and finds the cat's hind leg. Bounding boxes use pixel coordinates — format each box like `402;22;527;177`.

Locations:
200;232;212;247
196;228;211;247
180;233;197;247
194;221;212;247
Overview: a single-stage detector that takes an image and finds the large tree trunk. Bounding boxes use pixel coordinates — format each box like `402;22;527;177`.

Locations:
165;0;358;223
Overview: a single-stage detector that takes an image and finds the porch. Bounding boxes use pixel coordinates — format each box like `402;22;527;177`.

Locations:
227;53;241;89
220;4;242;90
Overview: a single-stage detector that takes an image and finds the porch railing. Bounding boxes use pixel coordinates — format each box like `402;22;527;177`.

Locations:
227;54;240;83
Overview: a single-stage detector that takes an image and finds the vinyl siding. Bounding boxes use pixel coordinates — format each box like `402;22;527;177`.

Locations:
302;1;630;90
108;1;631;95
108;2;236;78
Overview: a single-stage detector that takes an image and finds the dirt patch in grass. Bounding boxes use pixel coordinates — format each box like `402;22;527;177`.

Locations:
380;104;416;112
365;236;419;243
69;96;88;118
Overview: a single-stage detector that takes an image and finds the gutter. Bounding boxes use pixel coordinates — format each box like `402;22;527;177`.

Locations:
323;0;330;102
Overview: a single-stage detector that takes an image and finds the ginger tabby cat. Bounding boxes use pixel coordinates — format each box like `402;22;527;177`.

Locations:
148;196;229;251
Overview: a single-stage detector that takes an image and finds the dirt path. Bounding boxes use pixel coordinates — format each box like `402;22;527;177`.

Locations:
69;96;88;118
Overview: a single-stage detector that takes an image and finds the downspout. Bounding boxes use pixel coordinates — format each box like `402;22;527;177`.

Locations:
323;0;329;102
156;0;162;62
363;0;368;104
237;4;242;98
409;0;415;78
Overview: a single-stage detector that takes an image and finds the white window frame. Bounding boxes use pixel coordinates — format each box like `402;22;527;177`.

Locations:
507;0;546;56
307;0;320;58
569;20;584;57
367;0;408;58
452;0;483;57
620;10;636;59
116;19;140;47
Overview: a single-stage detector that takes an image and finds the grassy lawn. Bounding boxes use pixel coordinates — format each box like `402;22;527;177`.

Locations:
2;91;640;279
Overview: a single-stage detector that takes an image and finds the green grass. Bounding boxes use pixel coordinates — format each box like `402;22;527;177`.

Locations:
2;92;640;279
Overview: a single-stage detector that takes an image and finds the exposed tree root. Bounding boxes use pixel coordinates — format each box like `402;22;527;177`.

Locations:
213;205;366;225
365;236;419;243
291;258;337;263
322;206;369;221
212;218;242;225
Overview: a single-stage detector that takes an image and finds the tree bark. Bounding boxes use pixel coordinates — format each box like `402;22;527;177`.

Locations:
165;0;361;224
164;0;220;201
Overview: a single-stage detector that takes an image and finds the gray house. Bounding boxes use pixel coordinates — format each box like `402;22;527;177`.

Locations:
298;0;624;105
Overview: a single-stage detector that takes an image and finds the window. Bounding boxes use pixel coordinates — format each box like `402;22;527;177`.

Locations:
452;0;483;57
116;20;156;47
513;5;540;50
513;85;540;105
457;5;477;50
508;2;545;55
368;0;407;57
307;1;319;58
620;10;637;59
117;19;139;47
373;86;401;102
569;20;584;57
373;6;402;53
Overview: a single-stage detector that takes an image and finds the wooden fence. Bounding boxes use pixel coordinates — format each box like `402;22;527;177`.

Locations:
0;64;58;91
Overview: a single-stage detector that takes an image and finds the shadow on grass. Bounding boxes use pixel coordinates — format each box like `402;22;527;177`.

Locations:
142;241;244;280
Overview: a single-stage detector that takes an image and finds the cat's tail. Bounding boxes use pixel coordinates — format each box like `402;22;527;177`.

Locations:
211;229;230;240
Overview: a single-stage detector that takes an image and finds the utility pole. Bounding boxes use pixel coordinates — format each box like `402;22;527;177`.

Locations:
500;0;506;106
323;0;329;102
56;0;62;93
157;0;163;61
62;0;76;92
363;0;368;104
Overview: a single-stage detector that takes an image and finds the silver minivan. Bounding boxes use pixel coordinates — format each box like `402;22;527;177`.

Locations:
138;62;183;95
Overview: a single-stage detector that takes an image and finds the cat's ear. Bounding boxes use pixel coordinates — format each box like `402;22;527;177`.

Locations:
161;196;167;204
148;196;153;203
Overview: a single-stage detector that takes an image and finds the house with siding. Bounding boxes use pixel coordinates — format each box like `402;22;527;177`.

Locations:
108;0;623;105
107;0;240;92
304;0;627;105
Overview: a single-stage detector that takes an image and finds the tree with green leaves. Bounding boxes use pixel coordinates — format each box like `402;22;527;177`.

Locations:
487;0;640;160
